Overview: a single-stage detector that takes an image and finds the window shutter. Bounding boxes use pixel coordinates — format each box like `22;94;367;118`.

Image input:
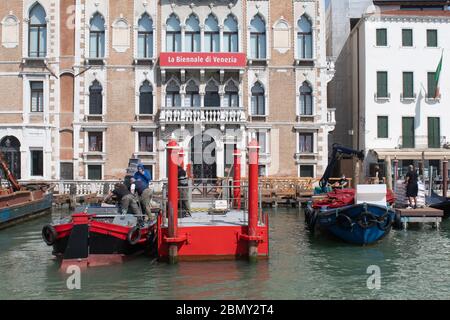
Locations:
402;29;412;47
427;30;437;47
428;117;440;148
428;72;436;98
403;72;413;98
377;72;388;97
376;29;387;46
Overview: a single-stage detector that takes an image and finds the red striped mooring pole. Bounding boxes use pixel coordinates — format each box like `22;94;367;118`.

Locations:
167;139;180;264
247;139;259;262
233;148;241;210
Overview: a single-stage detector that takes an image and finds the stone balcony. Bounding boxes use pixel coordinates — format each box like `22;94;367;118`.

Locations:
159;107;246;129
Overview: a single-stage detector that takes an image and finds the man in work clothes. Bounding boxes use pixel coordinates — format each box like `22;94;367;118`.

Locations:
104;183;142;217
134;179;157;222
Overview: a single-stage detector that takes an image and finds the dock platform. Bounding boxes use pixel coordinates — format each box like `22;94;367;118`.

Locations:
396;207;444;229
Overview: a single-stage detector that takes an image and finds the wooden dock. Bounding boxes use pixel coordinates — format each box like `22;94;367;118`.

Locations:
396;207;444;229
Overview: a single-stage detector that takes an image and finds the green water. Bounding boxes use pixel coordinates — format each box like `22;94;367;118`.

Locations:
1;207;450;300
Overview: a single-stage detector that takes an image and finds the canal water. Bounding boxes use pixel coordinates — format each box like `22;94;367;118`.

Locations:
1;207;450;300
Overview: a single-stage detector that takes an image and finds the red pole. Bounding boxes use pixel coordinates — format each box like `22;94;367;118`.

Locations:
233;148;241;209
167;139;179;264
247;139;259;262
443;158;448;198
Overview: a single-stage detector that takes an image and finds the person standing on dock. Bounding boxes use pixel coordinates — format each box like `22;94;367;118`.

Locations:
405;165;419;209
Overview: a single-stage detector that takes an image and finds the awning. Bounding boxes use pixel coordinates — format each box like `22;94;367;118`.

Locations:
371;149;450;160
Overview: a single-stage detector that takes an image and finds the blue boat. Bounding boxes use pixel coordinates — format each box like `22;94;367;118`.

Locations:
305;202;395;245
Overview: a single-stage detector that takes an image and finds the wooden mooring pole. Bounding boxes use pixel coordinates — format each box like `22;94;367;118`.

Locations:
233;148;241;210
443;158;448;198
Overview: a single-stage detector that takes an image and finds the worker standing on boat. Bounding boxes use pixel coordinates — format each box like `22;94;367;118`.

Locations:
405;165;419;209
104;183;142;217
134;164;152;189
178;165;191;217
134;179;157;222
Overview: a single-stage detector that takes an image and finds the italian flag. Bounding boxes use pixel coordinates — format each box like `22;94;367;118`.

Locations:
435;51;443;98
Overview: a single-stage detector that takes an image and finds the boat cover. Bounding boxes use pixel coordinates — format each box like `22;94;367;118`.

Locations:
312;188;395;209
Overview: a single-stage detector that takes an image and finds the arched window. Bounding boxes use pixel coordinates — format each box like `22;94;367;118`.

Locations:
185;14;200;52
224;81;239;107
224;15;238;52
165;80;181;107
204;14;219;52
139;81;153;114
251;82;265;115
297;15;313;59
138;14;153;58
166;14;181;52
0;136;21;179
89;80;103;114
204;81;220;107
300;82;313;115
185;81;200;107
250;15;266;59
89;13;105;58
29;3;47;57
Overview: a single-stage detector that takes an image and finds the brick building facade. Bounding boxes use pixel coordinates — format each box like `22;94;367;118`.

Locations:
0;0;335;181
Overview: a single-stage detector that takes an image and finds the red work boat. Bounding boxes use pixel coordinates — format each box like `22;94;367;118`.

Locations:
42;205;158;268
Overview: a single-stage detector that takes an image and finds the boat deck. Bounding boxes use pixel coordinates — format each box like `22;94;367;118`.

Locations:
162;210;259;227
396;207;444;229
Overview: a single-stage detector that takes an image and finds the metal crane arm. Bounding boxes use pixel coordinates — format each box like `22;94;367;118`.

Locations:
319;144;365;192
0;151;21;192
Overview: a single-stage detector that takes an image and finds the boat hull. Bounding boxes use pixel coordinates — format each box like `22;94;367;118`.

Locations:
306;203;395;245
44;208;158;267
0;191;53;228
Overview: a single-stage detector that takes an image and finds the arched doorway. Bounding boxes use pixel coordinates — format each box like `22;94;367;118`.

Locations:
0;136;21;179
190;134;217;180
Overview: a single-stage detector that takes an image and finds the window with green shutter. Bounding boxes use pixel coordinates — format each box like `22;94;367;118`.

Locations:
377;116;388;138
402;29;413;47
427;29;438;47
403;72;414;98
402;117;415;148
377;71;388;98
428;117;440;148
427;72;437;98
376;29;387;46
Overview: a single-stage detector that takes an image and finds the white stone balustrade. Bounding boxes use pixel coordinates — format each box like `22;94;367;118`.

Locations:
160;107;246;124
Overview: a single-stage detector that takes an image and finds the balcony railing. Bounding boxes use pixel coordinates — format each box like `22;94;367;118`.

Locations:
159;107;246;124
398;135;449;149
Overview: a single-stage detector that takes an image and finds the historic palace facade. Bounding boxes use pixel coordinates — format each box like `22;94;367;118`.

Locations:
0;0;335;181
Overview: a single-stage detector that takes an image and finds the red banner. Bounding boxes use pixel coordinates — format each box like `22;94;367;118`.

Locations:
160;52;246;68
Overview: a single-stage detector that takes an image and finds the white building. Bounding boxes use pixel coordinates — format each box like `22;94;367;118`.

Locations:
349;9;450;180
